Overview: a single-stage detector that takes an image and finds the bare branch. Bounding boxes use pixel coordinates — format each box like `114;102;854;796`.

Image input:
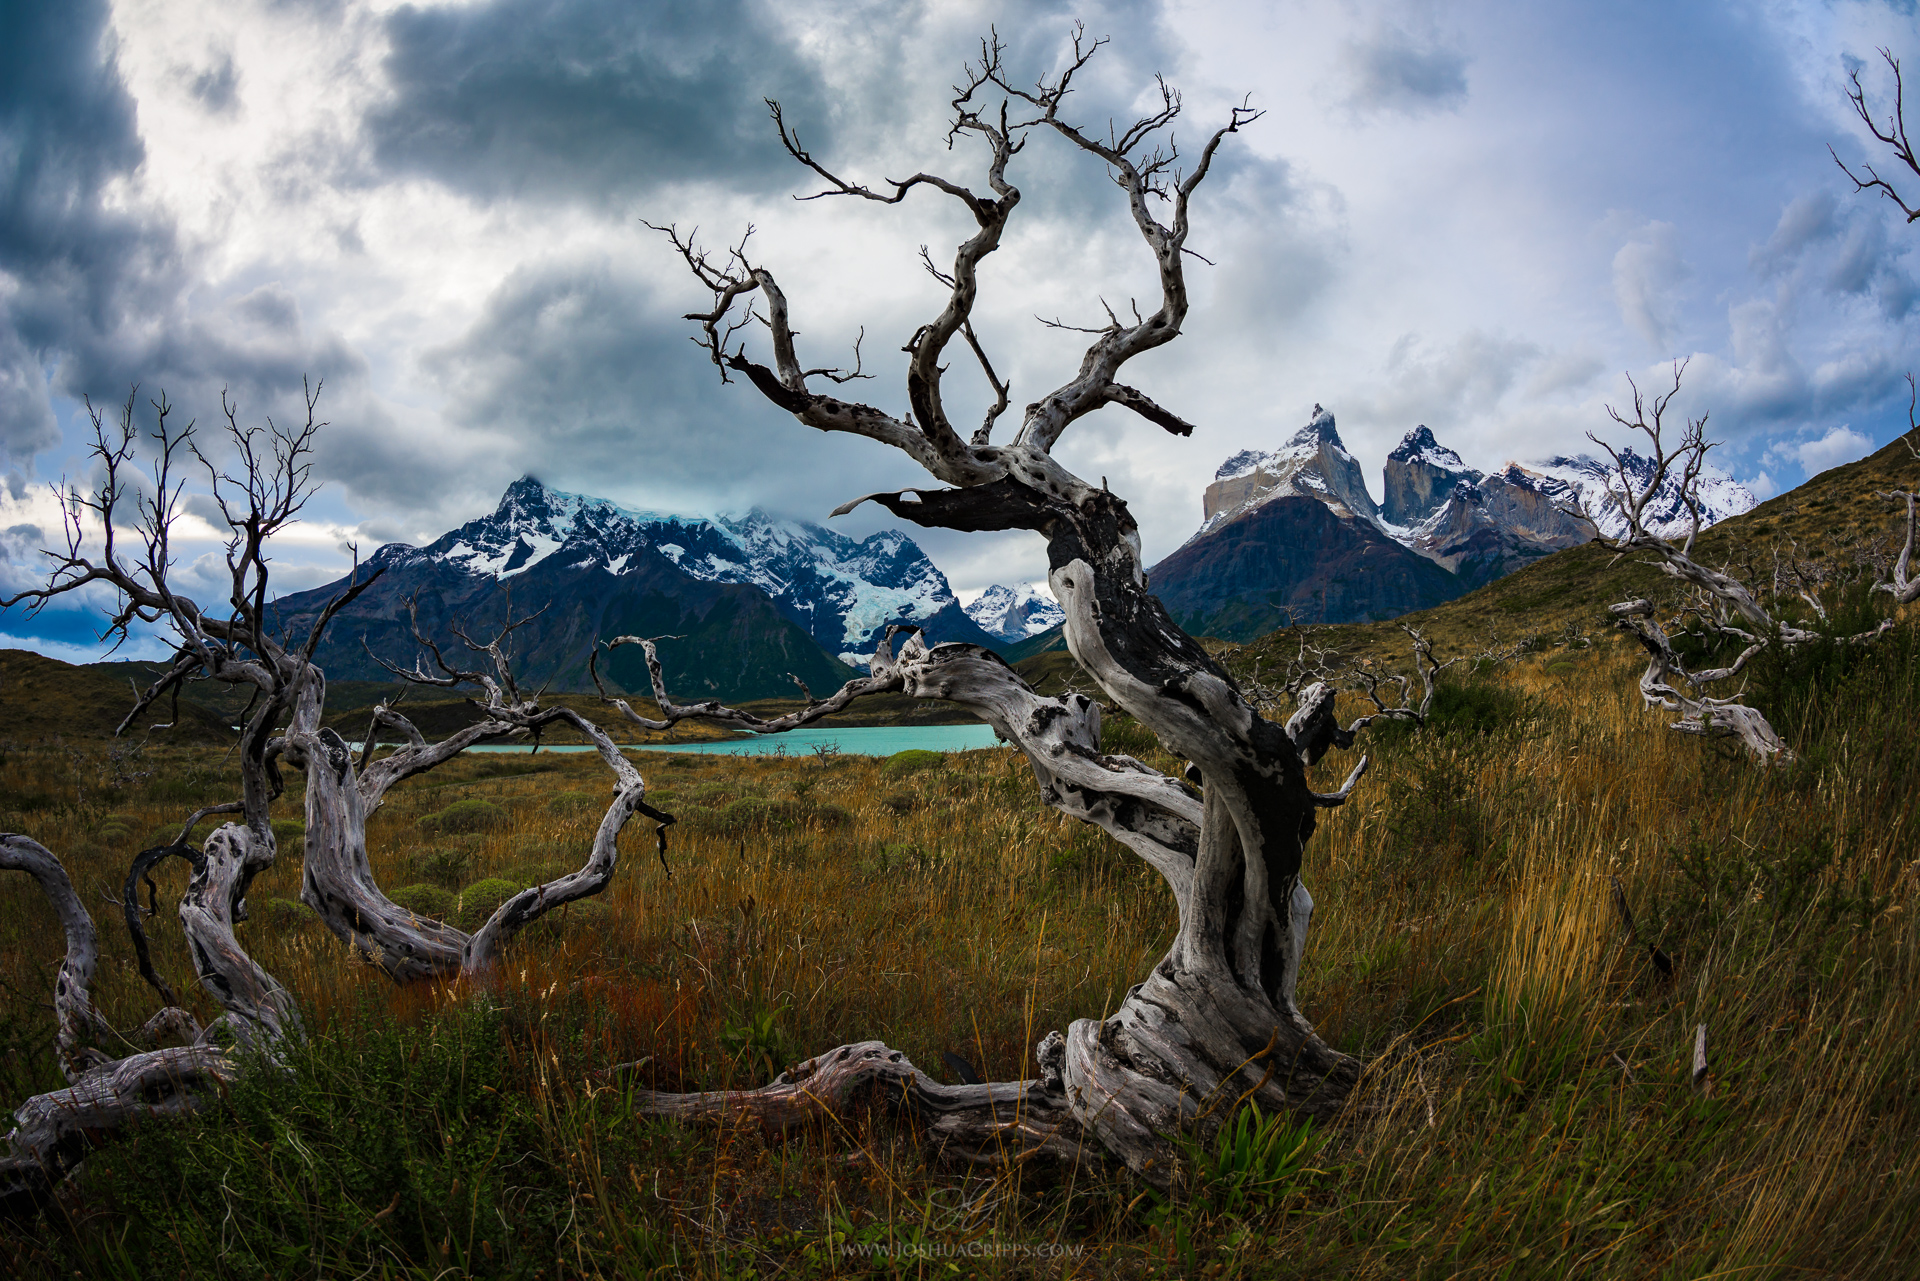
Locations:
1833;48;1920;224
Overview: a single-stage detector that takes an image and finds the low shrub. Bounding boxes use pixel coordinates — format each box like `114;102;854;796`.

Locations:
690;798;852;835
251;897;318;929
882;749;944;778
419;798;505;835
455;877;525;930
411;846;473;890
389;883;456;922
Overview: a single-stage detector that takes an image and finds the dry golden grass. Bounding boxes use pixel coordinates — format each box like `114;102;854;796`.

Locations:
0;628;1916;1277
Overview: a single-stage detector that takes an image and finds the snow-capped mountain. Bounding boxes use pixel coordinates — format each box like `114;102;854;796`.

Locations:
1152;409;1761;634
373;477;996;666
964;583;1065;642
1194;405;1384;543
273;477;1006;699
1381;425;1483;528
1504;451;1757;540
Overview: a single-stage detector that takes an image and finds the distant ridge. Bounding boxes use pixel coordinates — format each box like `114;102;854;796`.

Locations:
271;477;1007;699
1146;405;1758;637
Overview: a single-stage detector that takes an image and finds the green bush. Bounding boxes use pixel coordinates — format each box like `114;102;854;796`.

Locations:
389;883;456;922
1370;676;1538;746
859;842;934;878
539;896;611;935
545;790;596;813
419;798;505;835
504;860;570;888
143;823;184;850
252;897;318;929
882;749;944;778
455;877;525;930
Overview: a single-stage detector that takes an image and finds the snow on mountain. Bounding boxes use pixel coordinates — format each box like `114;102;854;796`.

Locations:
381;477;976;666
1389;424;1472;472
964;583;1064;642
1192;405;1384;543
1510;451;1756;540
1381;425;1484;529
1178;415;1759;600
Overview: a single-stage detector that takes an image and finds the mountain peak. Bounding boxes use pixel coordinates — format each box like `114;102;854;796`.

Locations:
1387;425;1469;469
1199;402;1380;539
963;583;1064;643
1381;427;1481;527
1296;403;1341;447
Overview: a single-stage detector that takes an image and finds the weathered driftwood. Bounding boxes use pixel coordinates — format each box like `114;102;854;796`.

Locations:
0;389;671;1207
623;1041;1093;1170
0;831;277;1213
636;31;1371;1182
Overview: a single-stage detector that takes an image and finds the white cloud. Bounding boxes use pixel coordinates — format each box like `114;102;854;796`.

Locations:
6;0;1920;624
1747;470;1778;500
1612;220;1690;352
0;631;176;664
1793;424;1874;475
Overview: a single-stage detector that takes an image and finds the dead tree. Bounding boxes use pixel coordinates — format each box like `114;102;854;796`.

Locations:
0;389;666;1207
630;30;1375;1182
1833;47;1920;225
1833;48;1920;604
1233;624;1486;759
1587;365;1901;761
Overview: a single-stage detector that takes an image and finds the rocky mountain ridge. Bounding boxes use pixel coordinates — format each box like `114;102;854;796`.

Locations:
1149;407;1757;636
272;477;1031;698
375;477;1003;665
962;583;1064;642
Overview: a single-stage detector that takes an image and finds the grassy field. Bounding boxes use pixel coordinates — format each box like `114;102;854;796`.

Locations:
2;592;1917;1277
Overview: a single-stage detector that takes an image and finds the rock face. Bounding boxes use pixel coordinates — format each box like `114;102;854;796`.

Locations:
964;584;1065;642
272;477;1003;697
1506;451;1757;540
1199;405;1384;538
1150;496;1462;639
1381;425;1482;527
1150;408;1758;640
1405;470;1595;589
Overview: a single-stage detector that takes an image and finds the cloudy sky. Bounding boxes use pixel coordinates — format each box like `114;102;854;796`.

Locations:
4;0;1918;661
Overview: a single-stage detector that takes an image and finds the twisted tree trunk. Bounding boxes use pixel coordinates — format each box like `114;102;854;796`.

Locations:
626;31;1376;1181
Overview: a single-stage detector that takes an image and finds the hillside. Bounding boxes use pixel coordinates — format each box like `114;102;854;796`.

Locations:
1150;494;1464;637
1219;433;1920;672
0;651;236;744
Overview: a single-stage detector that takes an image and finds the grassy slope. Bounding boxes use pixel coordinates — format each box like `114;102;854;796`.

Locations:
0;651;234;744
1216;433;1920;671
1;617;1915;1276
0;441;1914;1276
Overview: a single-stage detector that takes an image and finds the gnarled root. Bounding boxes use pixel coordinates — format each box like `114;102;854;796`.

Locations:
0;1046;233;1216
627;1040;1096;1172
1056;971;1359;1186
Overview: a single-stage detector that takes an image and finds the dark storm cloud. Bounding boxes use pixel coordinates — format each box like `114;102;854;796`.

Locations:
365;0;836;204
418;251;912;512
365;0;1188;213
0;0;153;467
0;0;354;477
